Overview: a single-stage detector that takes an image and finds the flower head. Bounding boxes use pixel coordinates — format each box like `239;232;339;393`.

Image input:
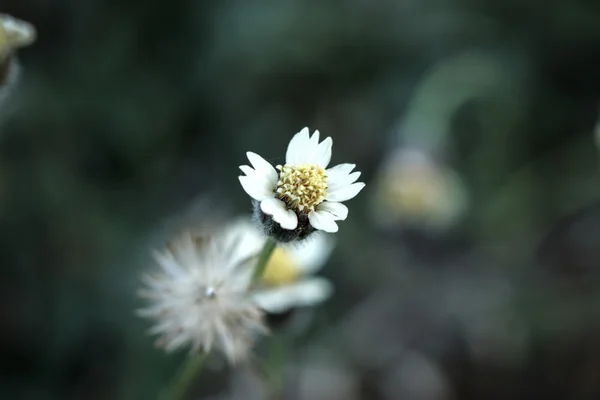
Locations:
239;127;365;241
372;148;468;230
254;238;334;314
137;228;268;364
229;218;335;314
0;14;36;60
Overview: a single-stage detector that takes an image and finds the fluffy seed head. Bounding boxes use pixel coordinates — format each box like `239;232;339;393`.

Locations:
137;230;268;364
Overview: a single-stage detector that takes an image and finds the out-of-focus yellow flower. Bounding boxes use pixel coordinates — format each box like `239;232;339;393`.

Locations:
372;148;469;231
226;218;335;314
261;247;301;286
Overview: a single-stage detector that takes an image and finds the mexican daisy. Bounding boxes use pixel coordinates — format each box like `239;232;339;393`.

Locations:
227;217;335;314
239;127;365;241
371;148;468;230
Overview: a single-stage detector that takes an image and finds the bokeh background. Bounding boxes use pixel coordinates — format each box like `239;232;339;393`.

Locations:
3;0;600;399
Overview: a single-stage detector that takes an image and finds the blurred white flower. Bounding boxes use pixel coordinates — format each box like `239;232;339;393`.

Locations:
0;14;36;115
226;218;335;314
371;148;468;230
239;127;365;236
255;236;335;314
0;14;36;59
137;228;268;364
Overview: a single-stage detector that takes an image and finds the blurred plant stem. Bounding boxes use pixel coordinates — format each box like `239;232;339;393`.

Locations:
252;238;277;283
253;238;281;399
162;352;208;400
262;335;289;399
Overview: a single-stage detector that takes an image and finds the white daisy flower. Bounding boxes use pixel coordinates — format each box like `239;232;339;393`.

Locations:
137;228;268;364
239;127;365;239
227;218;335;314
372;148;468;230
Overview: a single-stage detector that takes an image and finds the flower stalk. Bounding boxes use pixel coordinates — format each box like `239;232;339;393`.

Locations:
162;353;208;400
252;237;277;283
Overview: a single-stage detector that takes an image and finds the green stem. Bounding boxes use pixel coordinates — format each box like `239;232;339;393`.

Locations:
252;237;277;283
162;352;208;400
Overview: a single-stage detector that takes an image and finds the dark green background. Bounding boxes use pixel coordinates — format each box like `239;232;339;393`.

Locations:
2;1;600;399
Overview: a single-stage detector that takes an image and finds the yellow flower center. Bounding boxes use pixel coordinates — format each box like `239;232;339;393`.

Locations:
275;164;327;212
385;172;441;216
261;247;301;286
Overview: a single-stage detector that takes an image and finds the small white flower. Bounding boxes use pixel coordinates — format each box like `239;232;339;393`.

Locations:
228;218;335;314
239;127;365;235
0;14;36;60
372;148;468;230
137;228;268;364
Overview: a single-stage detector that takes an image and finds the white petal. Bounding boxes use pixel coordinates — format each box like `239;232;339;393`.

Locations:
308;210;339;233
239;165;270;183
239;165;255;176
328;171;361;190
239;165;277;196
285;232;335;274
326;182;365;202
246;152;278;186
301;130;320;164
314;136;333;167
316;201;348;220
260;198;298;230
286;127;310;165
326;163;356;183
309;129;320;148
252;278;333;313
239;176;273;200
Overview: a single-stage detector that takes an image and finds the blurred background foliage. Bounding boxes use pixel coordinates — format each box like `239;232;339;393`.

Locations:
2;0;600;399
